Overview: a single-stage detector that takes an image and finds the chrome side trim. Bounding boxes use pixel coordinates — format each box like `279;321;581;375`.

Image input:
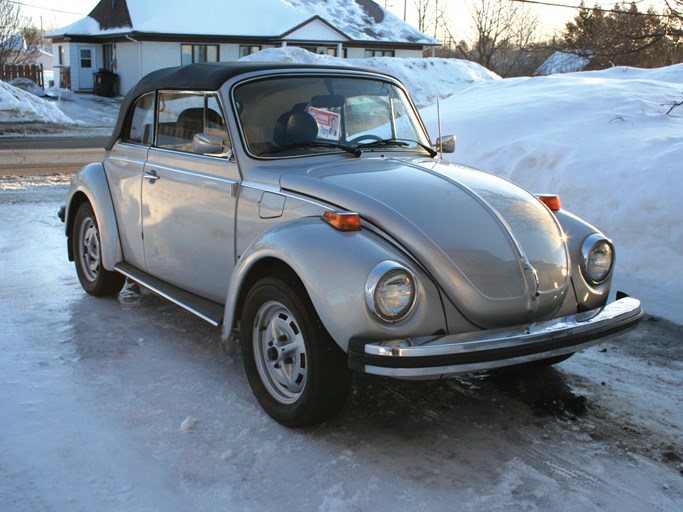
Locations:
352;297;642;378
115;263;224;326
143;161;240;185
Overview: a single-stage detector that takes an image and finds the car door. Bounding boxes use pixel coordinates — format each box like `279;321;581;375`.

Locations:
105;91;155;270
142;90;239;304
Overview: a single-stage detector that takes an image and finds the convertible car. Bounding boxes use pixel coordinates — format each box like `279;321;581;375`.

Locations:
60;62;642;427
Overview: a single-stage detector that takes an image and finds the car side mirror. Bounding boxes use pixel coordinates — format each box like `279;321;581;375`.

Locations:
193;133;232;157
435;135;456;154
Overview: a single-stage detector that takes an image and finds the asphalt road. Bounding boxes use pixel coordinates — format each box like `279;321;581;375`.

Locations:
0;136;108;176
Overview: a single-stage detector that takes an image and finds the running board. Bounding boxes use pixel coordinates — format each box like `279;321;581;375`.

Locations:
115;263;224;326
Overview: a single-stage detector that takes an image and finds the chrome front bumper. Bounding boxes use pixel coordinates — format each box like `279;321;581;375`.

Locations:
348;297;643;378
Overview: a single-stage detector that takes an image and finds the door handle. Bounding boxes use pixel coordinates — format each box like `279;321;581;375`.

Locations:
143;170;160;182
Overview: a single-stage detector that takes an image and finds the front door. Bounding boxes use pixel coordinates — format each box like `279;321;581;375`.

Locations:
77;45;96;91
141;91;239;304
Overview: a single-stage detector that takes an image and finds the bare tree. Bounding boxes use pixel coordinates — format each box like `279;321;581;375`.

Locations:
461;0;540;76
665;0;683;25
413;0;446;37
0;0;36;66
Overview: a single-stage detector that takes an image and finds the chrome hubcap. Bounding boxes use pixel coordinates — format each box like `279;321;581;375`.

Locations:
78;216;100;282
253;301;307;404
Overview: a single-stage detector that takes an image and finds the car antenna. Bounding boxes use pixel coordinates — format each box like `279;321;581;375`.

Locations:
437;98;443;159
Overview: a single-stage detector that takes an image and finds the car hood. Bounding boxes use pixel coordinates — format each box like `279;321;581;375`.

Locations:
280;157;570;329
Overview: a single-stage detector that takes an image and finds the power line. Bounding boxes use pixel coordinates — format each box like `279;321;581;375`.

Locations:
7;0;88;16
510;0;673;17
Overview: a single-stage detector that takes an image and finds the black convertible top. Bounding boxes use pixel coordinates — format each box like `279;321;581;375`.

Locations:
106;61;383;150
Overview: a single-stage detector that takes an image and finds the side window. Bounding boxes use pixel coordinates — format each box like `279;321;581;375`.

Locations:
125;92;155;145
156;91;230;154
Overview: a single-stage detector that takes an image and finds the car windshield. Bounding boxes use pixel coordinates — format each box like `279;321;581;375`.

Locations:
232;75;431;158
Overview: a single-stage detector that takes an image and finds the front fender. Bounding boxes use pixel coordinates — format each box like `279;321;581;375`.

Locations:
554;209;611;310
64;162;122;271
222;217;447;351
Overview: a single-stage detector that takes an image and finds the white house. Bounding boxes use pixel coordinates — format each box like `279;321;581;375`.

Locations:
48;0;439;95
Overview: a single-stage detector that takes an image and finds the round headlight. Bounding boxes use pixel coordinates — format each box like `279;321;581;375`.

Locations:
365;262;417;322
581;234;614;284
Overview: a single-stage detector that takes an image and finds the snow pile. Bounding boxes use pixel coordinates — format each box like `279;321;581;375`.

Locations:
0;80;76;124
241;47;499;107
420;64;683;320
7;78;45;97
535;51;592;76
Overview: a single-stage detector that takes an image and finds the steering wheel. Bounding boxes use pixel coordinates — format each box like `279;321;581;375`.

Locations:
348;134;383;144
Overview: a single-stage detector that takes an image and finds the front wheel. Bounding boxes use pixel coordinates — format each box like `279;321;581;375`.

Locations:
71;202;125;296
241;276;351;427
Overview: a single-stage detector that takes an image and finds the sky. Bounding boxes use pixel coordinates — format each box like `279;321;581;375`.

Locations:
16;0;671;41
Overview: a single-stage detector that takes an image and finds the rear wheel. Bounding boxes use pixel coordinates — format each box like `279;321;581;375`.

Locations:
71;202;125;296
241;275;351;427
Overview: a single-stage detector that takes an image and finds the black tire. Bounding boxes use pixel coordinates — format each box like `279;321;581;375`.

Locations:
240;275;351;427
71;202;126;297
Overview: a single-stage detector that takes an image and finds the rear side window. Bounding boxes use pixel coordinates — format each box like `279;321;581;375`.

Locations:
125;92;155;145
156;91;229;154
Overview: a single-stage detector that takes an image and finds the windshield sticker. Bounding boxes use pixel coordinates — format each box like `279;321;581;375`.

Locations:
308;107;341;141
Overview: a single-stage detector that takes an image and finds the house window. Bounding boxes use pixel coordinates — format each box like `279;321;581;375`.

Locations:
58;45;64;65
364;49;395;58
181;44;219;65
239;45;261;58
103;44;114;71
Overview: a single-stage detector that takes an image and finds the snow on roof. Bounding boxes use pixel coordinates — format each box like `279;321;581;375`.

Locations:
48;0;437;45
534;51;592;76
241;47;499;108
0;34;26;51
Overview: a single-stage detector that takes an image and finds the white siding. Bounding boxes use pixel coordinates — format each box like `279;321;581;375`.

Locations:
115;42;141;95
53;44;69;88
141;42;180;76
68;44;79;90
283;20;347;42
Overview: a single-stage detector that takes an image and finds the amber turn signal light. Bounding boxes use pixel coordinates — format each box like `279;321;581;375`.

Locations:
537;194;561;211
322;211;362;231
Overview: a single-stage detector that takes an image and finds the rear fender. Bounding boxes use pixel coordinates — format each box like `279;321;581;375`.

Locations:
221;217;446;351
64;162;122;271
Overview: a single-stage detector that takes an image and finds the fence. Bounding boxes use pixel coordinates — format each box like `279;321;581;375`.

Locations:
59;66;71;90
0;64;44;89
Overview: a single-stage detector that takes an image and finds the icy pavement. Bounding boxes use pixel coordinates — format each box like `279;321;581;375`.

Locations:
0;183;681;512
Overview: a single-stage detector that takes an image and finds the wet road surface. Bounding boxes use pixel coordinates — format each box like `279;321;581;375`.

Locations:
1;183;681;512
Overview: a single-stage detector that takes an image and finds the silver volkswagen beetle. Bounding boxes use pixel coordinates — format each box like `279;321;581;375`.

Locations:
60;62;642;427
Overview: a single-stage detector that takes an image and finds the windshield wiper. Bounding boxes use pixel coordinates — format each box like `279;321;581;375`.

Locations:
261;141;360;157
356;138;437;158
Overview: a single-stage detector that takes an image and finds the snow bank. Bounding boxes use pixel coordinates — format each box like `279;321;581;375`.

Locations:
535;51;592;76
420;65;683;321
0;80;76;124
241;47;499;107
